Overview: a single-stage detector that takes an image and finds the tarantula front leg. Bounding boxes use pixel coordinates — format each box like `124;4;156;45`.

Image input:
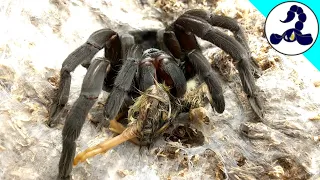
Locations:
138;62;157;92
182;9;262;77
173;13;264;119
58;58;109;179
103;44;142;121
48;29;117;127
187;49;225;113
164;27;225;113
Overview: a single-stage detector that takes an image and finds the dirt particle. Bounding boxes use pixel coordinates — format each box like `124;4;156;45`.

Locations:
268;157;311;180
116;170;131;178
154;146;180;160
201;149;227;180
236;155;246;167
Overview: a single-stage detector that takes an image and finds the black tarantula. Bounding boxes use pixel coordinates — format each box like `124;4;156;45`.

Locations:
48;9;263;179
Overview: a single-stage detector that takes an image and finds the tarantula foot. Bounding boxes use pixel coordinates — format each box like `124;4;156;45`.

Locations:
73;126;139;166
248;95;264;120
56;175;71;180
47;103;66;127
250;57;263;78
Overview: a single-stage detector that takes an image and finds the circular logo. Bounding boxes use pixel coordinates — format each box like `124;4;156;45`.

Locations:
265;1;319;55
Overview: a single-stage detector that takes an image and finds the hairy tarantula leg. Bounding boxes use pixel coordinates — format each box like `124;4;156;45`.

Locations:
168;27;225;113
162;31;183;59
182;9;262;77
139;63;156;92
183;10;249;50
188;50;225;113
73;125;139;166
48;29;116;127
104;44;142;121
174;16;264;119
58;58;109;179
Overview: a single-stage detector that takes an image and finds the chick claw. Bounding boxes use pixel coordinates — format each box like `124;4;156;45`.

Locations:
73;126;138;166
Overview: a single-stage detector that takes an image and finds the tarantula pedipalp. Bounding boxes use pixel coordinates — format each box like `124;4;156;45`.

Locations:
48;9;263;179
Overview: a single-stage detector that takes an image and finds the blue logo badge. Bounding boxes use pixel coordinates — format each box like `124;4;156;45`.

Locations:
265;2;319;55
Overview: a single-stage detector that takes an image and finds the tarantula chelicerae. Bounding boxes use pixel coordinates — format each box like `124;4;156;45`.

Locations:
48;9;263;179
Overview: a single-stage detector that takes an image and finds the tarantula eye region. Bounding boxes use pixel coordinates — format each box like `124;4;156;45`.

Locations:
140;51;173;71
155;54;171;62
142;48;160;56
142;48;169;58
140;57;154;65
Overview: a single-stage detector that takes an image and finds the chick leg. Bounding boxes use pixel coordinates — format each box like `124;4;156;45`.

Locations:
108;115;140;145
73;125;139;166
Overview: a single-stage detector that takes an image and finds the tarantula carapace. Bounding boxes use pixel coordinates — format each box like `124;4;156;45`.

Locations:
48;9;263;179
